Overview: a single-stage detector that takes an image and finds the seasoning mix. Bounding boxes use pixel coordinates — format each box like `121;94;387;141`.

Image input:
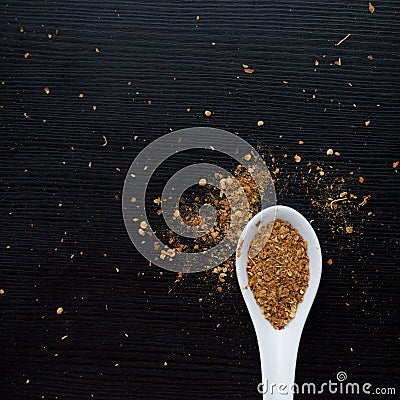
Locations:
247;219;310;330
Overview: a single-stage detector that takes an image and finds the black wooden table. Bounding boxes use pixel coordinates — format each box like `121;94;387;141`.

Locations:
1;1;399;399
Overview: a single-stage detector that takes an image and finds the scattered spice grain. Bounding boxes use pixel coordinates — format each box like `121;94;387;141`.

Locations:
368;2;375;14
140;221;148;229
244;68;255;74
335;33;351;47
244;154;252;161
294;155;301;163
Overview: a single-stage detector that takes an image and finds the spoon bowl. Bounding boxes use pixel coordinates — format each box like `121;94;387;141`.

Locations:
236;205;322;399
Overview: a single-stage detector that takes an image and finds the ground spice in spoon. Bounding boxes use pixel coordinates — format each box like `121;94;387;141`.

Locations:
247;219;309;330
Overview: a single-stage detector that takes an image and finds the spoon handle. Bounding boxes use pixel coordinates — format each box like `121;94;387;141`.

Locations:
257;332;300;399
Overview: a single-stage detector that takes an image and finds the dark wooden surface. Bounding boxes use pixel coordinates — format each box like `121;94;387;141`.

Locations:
1;1;399;399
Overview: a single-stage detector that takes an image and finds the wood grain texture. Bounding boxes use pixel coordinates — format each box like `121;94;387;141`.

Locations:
1;1;399;399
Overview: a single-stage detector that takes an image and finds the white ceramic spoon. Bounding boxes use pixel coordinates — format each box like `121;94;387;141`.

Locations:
236;205;322;399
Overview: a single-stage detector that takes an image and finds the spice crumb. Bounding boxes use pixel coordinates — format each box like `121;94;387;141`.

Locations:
327;258;333;266
365;120;371;127
294;154;301;163
56;307;64;315
335;33;351;47
44;87;50;95
326;149;334;156
368;2;375;14
140;221;148;229
244;68;255;74
334;58;342;66
257;120;264;127
198;178;207;186
204;110;212;117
